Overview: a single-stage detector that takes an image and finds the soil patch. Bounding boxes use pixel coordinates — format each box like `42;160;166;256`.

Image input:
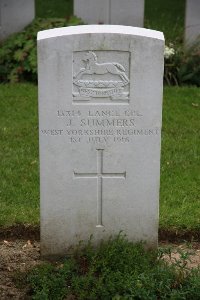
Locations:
0;239;41;299
1;225;200;243
159;228;200;242
160;241;200;269
0;225;40;241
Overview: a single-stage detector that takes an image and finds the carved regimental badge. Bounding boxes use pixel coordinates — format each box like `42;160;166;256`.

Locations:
73;51;130;104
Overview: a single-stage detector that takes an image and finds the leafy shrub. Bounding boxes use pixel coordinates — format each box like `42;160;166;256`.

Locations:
26;235;200;300
0;16;84;83
178;43;200;86
164;42;200;86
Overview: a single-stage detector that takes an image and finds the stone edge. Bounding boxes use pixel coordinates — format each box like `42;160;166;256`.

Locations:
37;25;164;41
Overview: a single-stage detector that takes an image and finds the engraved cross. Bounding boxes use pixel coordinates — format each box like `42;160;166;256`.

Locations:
74;149;126;227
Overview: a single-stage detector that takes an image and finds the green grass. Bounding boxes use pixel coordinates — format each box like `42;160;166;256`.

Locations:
35;0;185;44
160;87;200;230
0;84;39;226
0;84;199;231
25;235;200;299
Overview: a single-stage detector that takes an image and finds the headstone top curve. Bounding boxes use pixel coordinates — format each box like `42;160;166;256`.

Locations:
37;25;164;41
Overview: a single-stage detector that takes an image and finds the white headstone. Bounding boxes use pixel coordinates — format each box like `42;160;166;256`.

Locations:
74;0;144;27
74;0;109;24
0;0;35;41
110;0;144;27
37;25;164;257
185;0;200;47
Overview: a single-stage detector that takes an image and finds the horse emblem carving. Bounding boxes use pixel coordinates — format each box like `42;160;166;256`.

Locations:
74;51;129;85
73;51;130;101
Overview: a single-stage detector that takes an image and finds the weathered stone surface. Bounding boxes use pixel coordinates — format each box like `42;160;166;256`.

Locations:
37;25;164;257
110;0;144;27
74;0;144;27
185;0;200;47
0;0;35;41
74;0;109;24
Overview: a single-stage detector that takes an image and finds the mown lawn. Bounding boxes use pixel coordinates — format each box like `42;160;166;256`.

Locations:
160;87;200;230
0;84;199;230
0;84;39;226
